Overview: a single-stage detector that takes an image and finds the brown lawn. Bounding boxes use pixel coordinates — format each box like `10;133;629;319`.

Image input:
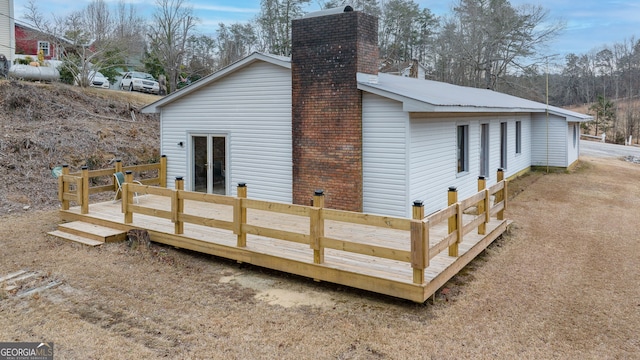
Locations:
0;156;639;359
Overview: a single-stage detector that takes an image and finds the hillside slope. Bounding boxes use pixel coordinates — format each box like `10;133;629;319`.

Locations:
0;80;160;212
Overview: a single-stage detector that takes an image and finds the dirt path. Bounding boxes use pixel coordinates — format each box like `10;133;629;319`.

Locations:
0;156;639;359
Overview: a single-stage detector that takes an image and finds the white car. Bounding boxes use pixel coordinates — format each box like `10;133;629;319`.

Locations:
75;70;110;89
120;71;160;94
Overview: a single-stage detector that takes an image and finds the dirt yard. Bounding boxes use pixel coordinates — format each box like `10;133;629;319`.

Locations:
0;156;639;359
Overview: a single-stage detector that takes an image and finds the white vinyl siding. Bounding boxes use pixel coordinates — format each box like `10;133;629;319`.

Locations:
160;61;292;203
507;115;532;176
409;116;480;215
531;113;568;167
362;93;409;217
408;114;532;215
0;0;14;62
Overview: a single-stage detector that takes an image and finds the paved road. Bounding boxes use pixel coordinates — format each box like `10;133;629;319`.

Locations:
580;139;640;158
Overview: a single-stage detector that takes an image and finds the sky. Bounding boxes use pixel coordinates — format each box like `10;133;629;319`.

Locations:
11;0;640;59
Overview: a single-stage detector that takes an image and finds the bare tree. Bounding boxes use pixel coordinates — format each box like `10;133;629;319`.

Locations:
114;1;147;68
256;0;309;56
148;0;199;93
85;0;112;44
216;23;257;68
438;0;564;91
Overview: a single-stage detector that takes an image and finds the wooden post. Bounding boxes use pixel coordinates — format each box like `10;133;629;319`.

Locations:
311;190;325;265
60;165;70;210
235;183;247;247
448;187;459;257
124;171;133;224
81;166;89;214
174;177;184;234
496;168;505;220
411;200;428;284
477;176;487;235
160;155;167;188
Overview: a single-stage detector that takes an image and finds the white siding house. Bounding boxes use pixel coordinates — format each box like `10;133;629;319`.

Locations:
530;113;581;168
146;54;293;203
143;53;591;218
0;0;14;63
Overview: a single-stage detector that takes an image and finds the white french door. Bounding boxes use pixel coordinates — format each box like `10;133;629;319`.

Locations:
191;134;227;194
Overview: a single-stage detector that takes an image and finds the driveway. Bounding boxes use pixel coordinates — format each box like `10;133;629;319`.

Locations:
581;139;640;158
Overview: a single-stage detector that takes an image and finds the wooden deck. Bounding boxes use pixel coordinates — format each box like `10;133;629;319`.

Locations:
57;184;509;303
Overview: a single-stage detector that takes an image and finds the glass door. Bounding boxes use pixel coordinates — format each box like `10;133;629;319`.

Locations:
191;135;226;194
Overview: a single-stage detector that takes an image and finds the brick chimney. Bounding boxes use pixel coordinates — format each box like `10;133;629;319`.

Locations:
291;7;378;211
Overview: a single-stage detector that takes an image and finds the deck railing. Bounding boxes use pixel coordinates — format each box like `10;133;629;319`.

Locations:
114;169;508;286
57;156;167;214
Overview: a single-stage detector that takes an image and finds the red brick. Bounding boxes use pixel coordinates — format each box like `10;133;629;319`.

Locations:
291;11;378;211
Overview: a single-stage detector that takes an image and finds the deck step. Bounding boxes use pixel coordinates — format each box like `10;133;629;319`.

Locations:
56;221;127;243
47;230;105;247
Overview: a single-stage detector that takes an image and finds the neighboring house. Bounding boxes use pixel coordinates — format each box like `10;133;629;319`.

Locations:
14;21;67;61
0;0;15;63
142;7;591;218
380;58;428;79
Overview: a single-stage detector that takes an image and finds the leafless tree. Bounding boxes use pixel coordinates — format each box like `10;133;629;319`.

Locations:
216;23;257;68
435;0;564;91
148;0;199;93
256;0;309;56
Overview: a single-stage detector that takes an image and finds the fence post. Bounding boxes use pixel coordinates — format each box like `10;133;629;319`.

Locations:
411;200;428;284
60;165;70;210
81;166;89;215
311;190;325;265
448;187;459;257
160;155;167;188
174;177;184;234
496;169;505;220
477;176;487;235
123;171;133;224
235;183;247;247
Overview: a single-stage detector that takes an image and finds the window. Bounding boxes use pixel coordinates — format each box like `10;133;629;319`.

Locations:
573;124;578;148
480;123;489;177
38;41;50;57
457;125;469;173
500;122;507;169
515;121;522;154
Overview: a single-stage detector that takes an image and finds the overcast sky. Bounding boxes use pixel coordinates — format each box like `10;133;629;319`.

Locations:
11;0;640;57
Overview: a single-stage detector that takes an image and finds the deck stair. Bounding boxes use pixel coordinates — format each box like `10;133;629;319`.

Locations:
48;221;127;246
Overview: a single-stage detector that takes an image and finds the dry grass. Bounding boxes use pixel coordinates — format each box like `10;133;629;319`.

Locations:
0;80;160;212
1;156;639;359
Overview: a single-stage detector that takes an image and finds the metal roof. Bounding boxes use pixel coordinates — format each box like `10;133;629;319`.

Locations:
357;73;592;121
142;52;592;122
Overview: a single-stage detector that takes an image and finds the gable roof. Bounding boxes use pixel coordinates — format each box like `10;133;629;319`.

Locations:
15;21;74;46
357;73;592;122
141;52;291;113
142;52;592;122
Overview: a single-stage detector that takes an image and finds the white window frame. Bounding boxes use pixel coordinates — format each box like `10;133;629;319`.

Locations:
37;41;50;57
500;122;508;170
457;124;469;175
515;121;522;155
